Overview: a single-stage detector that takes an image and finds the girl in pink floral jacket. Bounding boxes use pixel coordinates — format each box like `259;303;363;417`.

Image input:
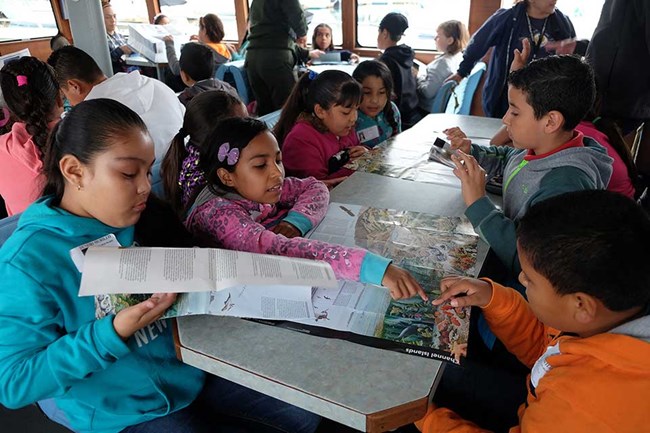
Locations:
185;117;426;300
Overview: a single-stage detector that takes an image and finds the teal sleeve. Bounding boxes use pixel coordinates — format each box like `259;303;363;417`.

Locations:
471;143;520;178
0;264;130;409
360;252;392;286
283;211;313;236
465;196;520;277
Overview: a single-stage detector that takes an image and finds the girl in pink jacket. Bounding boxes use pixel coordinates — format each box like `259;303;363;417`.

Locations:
0;57;62;215
185;117;426;300
274;70;369;188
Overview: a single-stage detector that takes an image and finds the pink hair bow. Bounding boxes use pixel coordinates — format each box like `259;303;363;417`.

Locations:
217;142;239;165
16;75;28;87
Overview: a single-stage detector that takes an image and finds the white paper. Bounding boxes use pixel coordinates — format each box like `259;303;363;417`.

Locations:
0;48;30;69
292;280;392;334
95;284;315;321
80;247;337;296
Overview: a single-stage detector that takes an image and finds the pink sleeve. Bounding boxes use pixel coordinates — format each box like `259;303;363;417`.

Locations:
187;199;369;281
283;135;330;180
278;176;330;227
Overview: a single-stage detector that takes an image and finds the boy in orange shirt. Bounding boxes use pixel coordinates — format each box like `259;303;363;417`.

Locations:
417;190;650;433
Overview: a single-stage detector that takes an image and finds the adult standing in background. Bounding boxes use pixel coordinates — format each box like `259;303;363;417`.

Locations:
101;0;133;74
245;0;309;116
448;0;575;118
586;0;650;205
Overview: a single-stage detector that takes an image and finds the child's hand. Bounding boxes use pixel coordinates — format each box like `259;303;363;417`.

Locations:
309;49;326;59
511;37;530;72
451;150;487;206
432;276;493;308
163;35;174;43
113;293;177;340
382;264;428;301
443;127;471;154
272;221;301;238
348;146;368;159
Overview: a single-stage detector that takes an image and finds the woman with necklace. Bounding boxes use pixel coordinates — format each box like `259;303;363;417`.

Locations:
447;0;576;118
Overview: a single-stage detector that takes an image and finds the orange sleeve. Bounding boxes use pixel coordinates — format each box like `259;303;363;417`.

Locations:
415;405;492;433
480;280;551;368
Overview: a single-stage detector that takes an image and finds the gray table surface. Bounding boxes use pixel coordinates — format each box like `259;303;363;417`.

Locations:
176;114;504;432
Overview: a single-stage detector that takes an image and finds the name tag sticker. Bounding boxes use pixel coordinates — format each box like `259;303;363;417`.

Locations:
357;125;380;143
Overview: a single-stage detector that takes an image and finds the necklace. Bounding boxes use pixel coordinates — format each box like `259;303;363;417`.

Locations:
526;13;549;59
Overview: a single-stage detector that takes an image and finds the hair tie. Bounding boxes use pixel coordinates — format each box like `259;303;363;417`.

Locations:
16;75;28;87
307;70;318;81
217;142;239;166
178;127;188;137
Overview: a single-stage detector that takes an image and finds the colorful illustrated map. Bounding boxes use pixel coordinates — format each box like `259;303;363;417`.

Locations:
300;204;479;364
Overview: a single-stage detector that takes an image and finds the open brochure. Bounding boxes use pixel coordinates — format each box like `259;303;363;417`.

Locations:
79;247;336;296
269;204;479;364
96;284;316;322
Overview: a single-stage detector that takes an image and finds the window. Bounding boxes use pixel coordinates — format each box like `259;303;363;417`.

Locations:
356;0;471;50
160;0;239;42
301;0;342;47
499;0;605;39
0;0;58;42
110;0;150;35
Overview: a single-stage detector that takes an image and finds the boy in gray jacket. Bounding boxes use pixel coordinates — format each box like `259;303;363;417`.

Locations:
446;55;613;279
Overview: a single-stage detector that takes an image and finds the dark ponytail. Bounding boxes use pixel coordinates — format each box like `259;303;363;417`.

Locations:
43;98;149;201
274;70;362;145
0;56;59;158
160;90;244;215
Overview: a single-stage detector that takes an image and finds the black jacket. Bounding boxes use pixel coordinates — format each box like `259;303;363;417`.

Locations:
586;0;650;120
380;44;420;128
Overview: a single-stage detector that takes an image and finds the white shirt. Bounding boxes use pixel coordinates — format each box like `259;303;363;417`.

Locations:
86;71;185;159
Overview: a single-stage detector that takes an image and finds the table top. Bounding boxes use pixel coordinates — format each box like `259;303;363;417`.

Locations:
348;113;502;186
175;114;503;432
176;315;440;432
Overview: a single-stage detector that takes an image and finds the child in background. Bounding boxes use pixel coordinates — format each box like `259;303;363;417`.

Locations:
352;60;401;148
175;43;237;107
0;98;320;433
162;90;247;216
275;70;368;186
186;116;427;301
445;55;612;279
311;23;359;63
417;20;469;112
377;12;420;129
419;190;650;433
0;56;62;215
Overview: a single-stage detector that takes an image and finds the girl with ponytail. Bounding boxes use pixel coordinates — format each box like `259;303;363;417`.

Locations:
0;56;61;215
160;90;246;216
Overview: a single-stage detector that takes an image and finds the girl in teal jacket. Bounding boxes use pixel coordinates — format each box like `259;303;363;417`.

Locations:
0;98;319;433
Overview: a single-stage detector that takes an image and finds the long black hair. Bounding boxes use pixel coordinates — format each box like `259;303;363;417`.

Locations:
43;98;148;202
161;90;244;215
0;56;59;158
274;70;362;145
